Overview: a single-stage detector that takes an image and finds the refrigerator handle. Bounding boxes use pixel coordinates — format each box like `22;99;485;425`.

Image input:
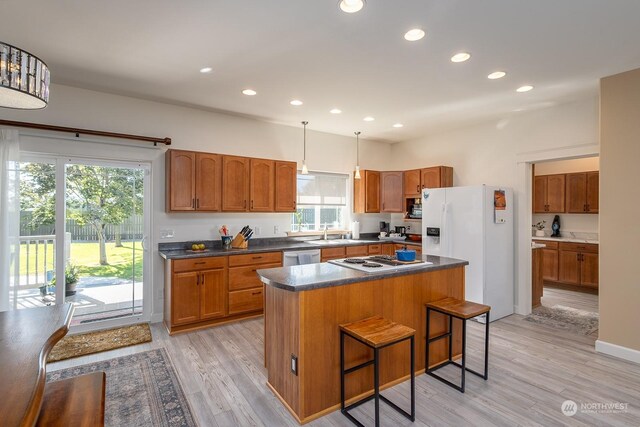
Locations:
441;202;449;257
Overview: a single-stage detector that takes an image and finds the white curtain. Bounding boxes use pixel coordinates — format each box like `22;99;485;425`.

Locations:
0;129;20;312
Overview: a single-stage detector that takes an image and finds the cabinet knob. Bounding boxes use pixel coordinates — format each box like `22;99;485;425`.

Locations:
192;198;195;208
251;200;254;209
244;200;247;209
251;291;261;295
196;198;200;209
416;184;420;193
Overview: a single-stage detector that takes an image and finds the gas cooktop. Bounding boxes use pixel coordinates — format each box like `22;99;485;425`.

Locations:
328;256;431;273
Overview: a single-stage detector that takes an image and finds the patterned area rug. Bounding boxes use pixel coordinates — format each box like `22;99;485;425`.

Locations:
525;305;599;335
48;323;152;362
47;349;196;427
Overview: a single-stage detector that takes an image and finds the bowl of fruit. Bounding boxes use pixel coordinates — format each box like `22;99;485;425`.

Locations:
190;243;207;252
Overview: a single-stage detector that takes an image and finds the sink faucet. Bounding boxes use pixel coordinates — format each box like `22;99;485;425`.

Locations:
323;224;328;240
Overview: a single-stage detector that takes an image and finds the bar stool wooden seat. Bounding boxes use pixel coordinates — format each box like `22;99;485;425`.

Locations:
340;316;416;427
425;298;490;393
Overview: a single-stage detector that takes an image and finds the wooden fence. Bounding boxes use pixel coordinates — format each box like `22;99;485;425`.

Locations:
20;213;143;242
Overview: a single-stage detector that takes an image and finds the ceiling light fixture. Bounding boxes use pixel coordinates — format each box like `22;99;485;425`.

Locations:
516;85;534;92
487;71;506;80
0;41;50;109
330;108;342;114
290;99;303;106
404;29;425;42
363;116;375;122
354;131;362;180
339;0;364;13
199;67;213;73
393;123;404;128
301;121;309;175
450;52;471;63
242;89;257;96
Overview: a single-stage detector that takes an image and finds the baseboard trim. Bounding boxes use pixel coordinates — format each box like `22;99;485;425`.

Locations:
595;340;640;364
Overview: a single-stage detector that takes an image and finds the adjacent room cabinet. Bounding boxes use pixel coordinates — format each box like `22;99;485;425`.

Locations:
166;149;297;213
566;172;599;213
166;150;222;211
533;240;598;291
533;174;565;213
380;171;404;213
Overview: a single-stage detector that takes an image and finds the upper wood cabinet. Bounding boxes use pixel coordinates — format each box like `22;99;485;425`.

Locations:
222;155;250;212
354;170;380;213
380;171;403;213
166;150;222;212
404;167;453;198
567;172;599;213
249;159;275;212
533;174;565;213
274;161;297;212
404;169;422;198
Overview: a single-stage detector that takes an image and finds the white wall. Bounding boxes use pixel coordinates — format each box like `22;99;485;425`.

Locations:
2;83;392;321
389;97;600;312
534;157;599;175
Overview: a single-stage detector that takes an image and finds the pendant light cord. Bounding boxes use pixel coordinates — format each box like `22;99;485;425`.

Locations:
355;131;361;166
302;121;308;163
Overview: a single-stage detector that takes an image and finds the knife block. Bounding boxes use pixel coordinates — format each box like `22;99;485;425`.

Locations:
231;233;249;249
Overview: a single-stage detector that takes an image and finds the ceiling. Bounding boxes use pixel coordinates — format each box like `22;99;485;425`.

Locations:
3;0;640;142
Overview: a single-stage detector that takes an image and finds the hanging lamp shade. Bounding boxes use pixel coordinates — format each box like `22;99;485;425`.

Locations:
354;131;361;180
301;121;309;175
0;41;50;109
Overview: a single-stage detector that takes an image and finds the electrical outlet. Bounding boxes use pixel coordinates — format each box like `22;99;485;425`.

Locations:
274;225;279;234
160;229;174;239
290;354;298;375
254;226;261;236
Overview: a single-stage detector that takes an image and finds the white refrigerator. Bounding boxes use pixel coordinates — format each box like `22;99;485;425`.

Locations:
421;185;514;321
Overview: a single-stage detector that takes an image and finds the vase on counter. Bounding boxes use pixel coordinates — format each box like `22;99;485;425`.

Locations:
535;230;545;237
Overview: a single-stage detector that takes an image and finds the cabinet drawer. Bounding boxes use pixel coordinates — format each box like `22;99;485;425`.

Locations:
559;242;598;253
173;256;227;273
345;245;368;257
534;240;558;249
229;262;280;291
228;287;264;315
229;251;282;267
321;247;346;260
368;244;382;255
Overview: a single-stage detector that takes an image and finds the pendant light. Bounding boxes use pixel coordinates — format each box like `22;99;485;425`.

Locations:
0;41;50;109
301;121;309;175
354;131;361;180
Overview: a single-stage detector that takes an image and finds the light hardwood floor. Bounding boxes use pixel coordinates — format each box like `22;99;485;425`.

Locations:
542;287;599;313
49;314;639;427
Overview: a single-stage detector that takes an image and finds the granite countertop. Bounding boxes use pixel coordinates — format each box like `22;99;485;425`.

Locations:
159;237;422;260
256;255;468;292
531;236;599;245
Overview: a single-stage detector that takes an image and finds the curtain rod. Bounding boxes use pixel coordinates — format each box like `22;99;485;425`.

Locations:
0;119;171;146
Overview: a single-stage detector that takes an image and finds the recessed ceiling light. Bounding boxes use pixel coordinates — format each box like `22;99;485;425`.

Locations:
392;123;404;128
290;99;303;106
199;67;213;73
330;108;342;114
363;116;375;122
450;52;471;63
339;0;364;13
242;89;257;96
404;29;425;42
516;85;534;93
487;71;506;80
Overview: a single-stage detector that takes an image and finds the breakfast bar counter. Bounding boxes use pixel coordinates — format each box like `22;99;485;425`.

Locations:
257;255;468;424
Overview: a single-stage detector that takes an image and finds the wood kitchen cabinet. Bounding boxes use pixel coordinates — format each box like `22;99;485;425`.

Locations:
404;167;453;198
404;169;422;198
274;161;297;212
533;174;565;213
558;242;598;289
228;251;282;315
380;171;404;213
566;171;599;213
222;155;251;211
534;240;559;282
321;246;346;261
249;159;275;212
353;170;381;213
166;150;222;212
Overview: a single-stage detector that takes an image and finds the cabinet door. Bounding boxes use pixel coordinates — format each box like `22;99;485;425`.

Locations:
171;271;200;325
546;174;566;213
421;167;441;190
275;161;297;212
580;252;599;288
364;170;380;213
167;150;196;211
404;169;422;198
380;171;403;213
345;245;368;257
541;248;559;282
222;156;250;211
586;171;599;213
559;250;580;285
533;176;548;213
382;244;395;256
566;173;587;213
200;269;227;320
195;153;222;211
228;287;264;315
229;263;280;291
250;159;275;212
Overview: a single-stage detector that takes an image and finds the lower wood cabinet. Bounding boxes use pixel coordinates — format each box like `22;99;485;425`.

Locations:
228;251;282;316
533;240;598;291
321;246;346;261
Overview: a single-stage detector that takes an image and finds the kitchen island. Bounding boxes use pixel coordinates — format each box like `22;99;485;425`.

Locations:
257;255;468;424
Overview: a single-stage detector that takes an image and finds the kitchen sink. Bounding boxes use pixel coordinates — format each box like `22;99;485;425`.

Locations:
306;239;375;246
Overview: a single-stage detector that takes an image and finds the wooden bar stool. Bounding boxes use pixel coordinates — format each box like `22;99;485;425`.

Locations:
425;298;490;393
340;316;416;427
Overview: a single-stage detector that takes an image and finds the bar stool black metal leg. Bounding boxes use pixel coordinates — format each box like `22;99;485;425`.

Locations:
447;314;453;362
374;347;380;427
410;336;415;421
425;307;430;371
340;330;345;411
461;319;467;393
484;311;490;380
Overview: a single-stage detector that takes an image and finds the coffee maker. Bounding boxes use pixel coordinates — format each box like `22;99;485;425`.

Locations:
379;221;390;234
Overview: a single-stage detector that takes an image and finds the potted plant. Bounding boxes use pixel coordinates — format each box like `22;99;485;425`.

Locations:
51;263;80;297
532;220;546;237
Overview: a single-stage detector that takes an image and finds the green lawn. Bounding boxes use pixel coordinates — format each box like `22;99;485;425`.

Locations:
19;241;143;280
